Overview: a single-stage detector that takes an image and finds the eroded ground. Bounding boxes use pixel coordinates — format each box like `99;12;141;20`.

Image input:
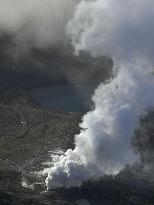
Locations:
0;85;154;205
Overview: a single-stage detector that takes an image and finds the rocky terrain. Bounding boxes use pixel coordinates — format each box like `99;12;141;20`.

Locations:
0;45;154;204
0;84;81;204
0;82;154;205
0;85;81;171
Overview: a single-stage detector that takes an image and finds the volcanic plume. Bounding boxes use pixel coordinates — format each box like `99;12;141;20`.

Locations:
46;0;154;189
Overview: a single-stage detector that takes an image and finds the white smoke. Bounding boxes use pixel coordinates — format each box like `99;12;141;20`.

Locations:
0;0;79;50
67;0;154;62
45;0;154;189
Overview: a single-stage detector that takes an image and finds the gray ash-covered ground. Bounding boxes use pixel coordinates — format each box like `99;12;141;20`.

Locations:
0;84;82;171
0;85;154;205
0;48;154;204
0;84;81;204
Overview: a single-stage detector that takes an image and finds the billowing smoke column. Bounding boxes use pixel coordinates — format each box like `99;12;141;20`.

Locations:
46;0;154;189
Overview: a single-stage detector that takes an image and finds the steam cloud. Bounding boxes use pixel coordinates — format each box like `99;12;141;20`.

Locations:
46;0;154;189
0;0;78;50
